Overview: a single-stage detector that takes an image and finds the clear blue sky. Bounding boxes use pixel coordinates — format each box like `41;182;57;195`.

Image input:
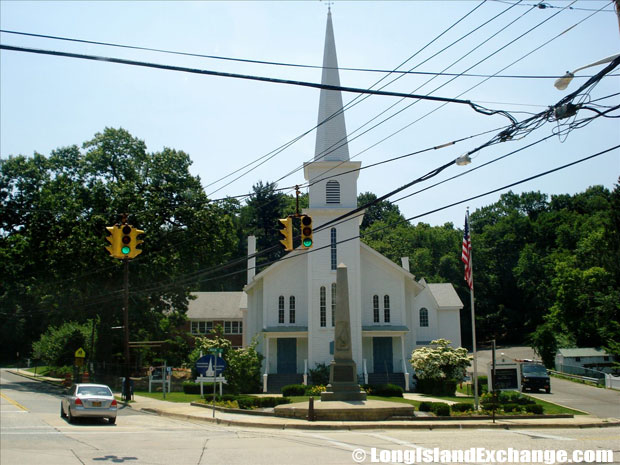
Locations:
1;1;619;227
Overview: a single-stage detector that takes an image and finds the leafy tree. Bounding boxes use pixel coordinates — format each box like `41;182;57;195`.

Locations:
1;128;237;364
192;326;263;394
32;321;94;367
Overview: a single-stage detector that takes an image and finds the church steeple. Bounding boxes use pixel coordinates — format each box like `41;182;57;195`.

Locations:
314;9;349;162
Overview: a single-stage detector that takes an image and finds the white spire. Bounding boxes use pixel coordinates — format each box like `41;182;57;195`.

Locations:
314;9;349;162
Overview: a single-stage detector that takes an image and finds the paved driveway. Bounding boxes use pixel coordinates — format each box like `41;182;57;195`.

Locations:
528;376;620;419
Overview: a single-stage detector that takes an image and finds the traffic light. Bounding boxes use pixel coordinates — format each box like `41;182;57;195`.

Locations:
278;217;293;252
105;226;121;258
120;225;133;257
300;215;313;249
128;227;145;259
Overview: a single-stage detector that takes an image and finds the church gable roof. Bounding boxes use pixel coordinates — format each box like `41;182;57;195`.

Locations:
426;283;463;309
187;292;246;319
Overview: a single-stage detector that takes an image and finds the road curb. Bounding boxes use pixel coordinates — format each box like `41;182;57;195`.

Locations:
137;406;620;430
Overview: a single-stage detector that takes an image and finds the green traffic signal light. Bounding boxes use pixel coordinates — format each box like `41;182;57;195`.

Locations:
300;215;313;249
121;225;132;255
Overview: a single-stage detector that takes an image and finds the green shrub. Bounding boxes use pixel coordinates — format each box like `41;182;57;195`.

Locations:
525;404;544;414
258;397;291;408
430;402;450;416
372;383;403;397
451;402;473;412
230;395;292;409
419;401;432;412
281;384;306;396
308;363;330;386
416;378;457;396
502;403;522;413
182;381;203;394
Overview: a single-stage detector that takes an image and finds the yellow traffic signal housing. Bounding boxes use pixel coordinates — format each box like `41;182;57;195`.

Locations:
105;226;122;258
278;217;293;252
106;224;145;260
128;227;145;259
300;215;313;249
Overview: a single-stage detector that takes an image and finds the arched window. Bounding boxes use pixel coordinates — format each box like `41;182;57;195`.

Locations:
330;228;337;270
331;283;336;326
320;286;327;327
289;296;296;324
419;307;429;327
326;180;340;204
278;296;285;324
384;295;391;323
373;295;380;323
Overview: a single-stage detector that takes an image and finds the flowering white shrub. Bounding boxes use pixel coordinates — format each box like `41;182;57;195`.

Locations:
410;339;470;380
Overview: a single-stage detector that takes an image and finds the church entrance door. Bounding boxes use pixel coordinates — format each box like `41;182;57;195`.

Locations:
277;338;297;374
373;337;393;373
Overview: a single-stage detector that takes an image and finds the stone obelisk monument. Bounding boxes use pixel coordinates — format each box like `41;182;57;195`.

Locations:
321;263;367;401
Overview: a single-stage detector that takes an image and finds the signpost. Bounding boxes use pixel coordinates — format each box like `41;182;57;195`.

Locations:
195;349;226;418
74;348;86;383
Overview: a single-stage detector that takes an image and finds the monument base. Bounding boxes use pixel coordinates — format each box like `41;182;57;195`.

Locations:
321;359;367;401
274;399;413;421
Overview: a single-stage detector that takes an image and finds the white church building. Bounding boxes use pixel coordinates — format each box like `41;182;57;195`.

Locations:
241;10;463;393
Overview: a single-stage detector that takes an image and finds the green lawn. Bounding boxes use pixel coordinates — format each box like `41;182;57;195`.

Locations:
134;391;204;403
24;366;53;376
134;390;584;415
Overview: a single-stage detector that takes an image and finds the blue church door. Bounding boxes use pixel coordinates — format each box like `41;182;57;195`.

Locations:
277;338;297;374
373;337;393;373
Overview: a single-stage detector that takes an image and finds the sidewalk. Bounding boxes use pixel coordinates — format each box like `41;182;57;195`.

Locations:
8;369;620;430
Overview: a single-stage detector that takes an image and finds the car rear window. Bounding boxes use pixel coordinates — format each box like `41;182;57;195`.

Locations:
77;386;112;396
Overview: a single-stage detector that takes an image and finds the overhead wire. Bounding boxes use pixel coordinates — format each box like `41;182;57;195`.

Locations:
202;0;491;195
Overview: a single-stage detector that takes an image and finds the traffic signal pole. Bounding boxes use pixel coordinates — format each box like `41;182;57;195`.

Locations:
123;257;131;402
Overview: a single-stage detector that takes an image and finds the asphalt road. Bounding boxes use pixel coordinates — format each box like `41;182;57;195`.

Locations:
2;369;620;465
472;346;620;419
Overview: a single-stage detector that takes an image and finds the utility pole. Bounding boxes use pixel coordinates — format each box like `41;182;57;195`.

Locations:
105;213;144;402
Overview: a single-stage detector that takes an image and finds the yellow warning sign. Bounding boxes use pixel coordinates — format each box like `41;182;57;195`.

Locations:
74;347;86;358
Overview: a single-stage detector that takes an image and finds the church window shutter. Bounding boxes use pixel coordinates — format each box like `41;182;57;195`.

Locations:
326;180;340;204
320;286;327;327
331;283;336;326
373;295;380;323
420;307;429;327
384;295;391;323
330;228;337;270
278;296;285;324
289;296;296;324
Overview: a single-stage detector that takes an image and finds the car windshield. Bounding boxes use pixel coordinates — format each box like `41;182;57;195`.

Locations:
77;386;112;396
522;364;547;375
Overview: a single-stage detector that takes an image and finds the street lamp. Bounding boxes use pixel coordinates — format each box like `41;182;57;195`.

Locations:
554;54;620;90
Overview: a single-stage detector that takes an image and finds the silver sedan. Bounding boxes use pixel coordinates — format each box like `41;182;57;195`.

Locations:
61;383;118;424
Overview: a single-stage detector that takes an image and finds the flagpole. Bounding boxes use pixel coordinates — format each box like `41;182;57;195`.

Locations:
467;208;479;411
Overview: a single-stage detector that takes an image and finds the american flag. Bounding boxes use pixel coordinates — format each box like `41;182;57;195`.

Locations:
462;212;473;290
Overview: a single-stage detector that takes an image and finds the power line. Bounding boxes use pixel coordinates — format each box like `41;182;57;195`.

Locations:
0;44;510;114
202;0;493;195
4;27;599;80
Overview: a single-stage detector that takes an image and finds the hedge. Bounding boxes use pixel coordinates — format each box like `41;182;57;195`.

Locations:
281;384;306;396
416;378;457;396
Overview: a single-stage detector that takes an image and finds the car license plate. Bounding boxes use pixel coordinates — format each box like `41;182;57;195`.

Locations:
92;401;101;407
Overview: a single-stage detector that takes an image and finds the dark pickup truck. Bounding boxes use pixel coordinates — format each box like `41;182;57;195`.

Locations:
520;362;551;393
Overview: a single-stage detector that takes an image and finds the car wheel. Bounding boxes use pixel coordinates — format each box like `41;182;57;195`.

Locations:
67;407;75;424
545;388;551;394
108;417;116;425
60;403;66;418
